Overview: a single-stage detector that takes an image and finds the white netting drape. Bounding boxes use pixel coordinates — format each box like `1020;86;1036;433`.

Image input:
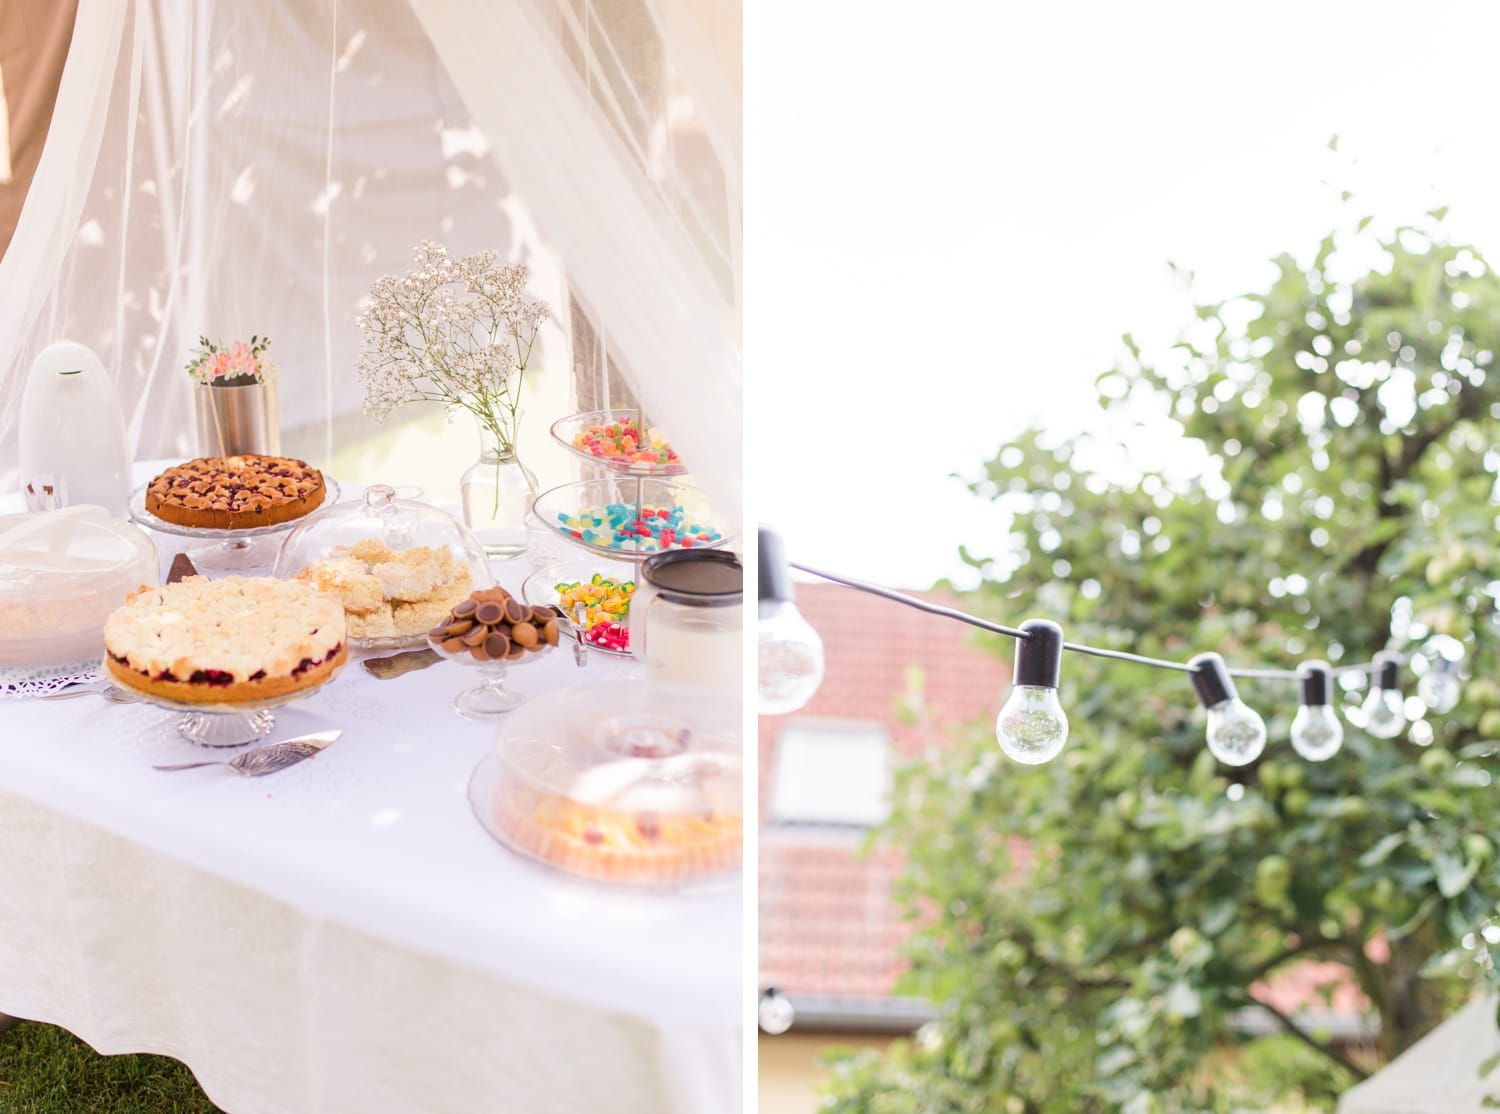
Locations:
0;0;741;522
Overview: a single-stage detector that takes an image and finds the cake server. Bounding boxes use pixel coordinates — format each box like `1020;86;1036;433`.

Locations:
362;648;440;679
152;729;342;775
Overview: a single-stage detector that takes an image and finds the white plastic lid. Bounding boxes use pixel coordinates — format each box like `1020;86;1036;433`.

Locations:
0;505;157;599
0;505;160;668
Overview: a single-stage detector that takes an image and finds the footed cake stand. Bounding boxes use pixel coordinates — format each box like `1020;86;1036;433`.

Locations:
125;672;344;747
128;479;341;574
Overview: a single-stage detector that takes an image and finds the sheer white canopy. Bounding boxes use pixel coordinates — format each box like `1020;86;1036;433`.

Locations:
0;0;741;522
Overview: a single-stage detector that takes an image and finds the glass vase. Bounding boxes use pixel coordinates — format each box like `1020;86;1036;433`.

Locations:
461;445;537;560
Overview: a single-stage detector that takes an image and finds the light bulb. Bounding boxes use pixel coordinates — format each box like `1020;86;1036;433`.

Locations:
1361;688;1406;737
758;988;795;1035
1290;706;1343;761
1417;668;1461;714
998;685;1069;765
1189;653;1267;767
757;527;826;716
758;600;825;715
1361;651;1405;739
1205;700;1269;766
996;619;1069;764
1290;661;1342;761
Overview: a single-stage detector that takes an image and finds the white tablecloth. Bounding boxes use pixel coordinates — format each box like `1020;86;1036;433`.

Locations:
0;486;741;1114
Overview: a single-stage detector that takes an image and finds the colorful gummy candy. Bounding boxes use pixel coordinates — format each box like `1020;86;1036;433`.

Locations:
583;619;630;652
572;416;680;470
554;504;722;552
556;573;635;637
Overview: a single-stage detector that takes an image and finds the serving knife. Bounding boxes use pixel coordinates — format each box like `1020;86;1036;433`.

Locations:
152;729;343;775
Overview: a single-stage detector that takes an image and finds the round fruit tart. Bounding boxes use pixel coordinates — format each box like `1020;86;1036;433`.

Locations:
145;454;326;530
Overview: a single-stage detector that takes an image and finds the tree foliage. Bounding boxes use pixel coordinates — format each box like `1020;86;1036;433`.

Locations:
821;216;1500;1112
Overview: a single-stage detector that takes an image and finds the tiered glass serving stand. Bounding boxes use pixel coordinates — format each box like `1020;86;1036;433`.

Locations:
535;409;733;659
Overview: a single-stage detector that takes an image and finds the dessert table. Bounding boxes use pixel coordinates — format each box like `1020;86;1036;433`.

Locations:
0;474;741;1114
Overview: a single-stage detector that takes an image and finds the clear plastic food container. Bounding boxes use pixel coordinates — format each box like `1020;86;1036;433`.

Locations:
485;680;741;888
0;505;159;673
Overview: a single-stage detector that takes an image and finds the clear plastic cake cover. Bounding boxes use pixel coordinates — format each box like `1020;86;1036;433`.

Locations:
272;484;495;649
0;505;159;671
486;680;742;887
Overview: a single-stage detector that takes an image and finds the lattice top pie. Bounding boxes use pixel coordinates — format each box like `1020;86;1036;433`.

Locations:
145;455;326;530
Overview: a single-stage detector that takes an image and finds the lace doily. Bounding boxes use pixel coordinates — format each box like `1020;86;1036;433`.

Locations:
1;660;104;698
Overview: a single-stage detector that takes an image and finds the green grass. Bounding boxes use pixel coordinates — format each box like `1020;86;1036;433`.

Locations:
0;1021;221;1113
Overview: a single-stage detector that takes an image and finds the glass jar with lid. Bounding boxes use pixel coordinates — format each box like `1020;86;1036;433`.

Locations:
272;484;494;649
627;549;742;700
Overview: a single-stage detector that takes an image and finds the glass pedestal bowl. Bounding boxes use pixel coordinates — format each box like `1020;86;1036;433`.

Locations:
424;587;566;719
520;556;637;659
430;640;558;719
549;409;688;476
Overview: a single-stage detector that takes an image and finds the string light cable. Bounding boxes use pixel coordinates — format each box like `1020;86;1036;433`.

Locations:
756;528;1460;768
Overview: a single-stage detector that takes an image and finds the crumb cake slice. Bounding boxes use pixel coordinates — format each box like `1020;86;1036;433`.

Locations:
145;455;326;530
294;539;475;643
104;576;346;704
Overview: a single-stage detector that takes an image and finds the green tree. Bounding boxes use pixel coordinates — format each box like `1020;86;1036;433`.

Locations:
822;215;1500;1112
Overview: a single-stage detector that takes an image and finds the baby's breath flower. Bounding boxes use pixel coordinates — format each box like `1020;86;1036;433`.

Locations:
355;242;549;455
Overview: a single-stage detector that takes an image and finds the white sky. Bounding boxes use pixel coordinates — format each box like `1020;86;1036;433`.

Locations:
747;0;1500;589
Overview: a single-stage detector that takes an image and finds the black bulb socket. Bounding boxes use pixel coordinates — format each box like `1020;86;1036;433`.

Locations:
1298;660;1332;706
1374;651;1401;692
1188;652;1238;709
758;527;796;607
1013;619;1063;689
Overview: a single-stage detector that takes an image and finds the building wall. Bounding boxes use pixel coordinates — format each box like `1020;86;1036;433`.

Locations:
758;1033;897;1114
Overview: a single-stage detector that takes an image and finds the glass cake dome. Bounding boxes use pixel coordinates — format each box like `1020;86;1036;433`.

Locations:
480;680;742;889
272;484;495;650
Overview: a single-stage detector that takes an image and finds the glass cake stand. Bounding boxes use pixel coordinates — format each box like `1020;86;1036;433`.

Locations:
128;479;342;574
119;666;346;747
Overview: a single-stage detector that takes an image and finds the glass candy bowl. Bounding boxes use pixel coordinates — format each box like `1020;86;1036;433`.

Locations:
520;556;637;659
272;485;495;650
473;680;742;889
532;477;732;560
426;586;563;719
549;409;688;476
